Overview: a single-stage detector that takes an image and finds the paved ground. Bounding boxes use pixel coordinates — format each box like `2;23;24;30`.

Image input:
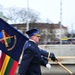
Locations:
43;73;75;75
16;64;75;75
16;73;75;75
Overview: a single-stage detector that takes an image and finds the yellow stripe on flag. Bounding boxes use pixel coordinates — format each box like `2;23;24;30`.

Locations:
0;71;1;75
1;54;10;75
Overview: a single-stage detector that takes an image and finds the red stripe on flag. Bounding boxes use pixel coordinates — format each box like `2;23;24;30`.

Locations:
8;60;18;75
0;52;6;70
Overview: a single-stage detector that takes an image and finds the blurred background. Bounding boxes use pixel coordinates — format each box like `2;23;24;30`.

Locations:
0;0;75;74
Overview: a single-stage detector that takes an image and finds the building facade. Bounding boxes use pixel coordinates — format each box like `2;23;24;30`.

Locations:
12;22;68;43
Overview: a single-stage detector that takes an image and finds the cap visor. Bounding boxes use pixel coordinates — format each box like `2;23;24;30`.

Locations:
34;34;41;36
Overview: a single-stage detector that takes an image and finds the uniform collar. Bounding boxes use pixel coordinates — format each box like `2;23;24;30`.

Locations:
29;39;36;43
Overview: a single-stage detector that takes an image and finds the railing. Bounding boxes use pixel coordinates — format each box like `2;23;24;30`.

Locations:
48;56;75;64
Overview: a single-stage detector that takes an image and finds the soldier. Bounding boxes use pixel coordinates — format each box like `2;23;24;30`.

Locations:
18;28;57;75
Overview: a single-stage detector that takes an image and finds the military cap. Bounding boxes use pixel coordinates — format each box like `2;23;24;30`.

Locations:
26;28;41;37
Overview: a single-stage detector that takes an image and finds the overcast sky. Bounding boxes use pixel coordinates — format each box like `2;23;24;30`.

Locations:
0;0;75;32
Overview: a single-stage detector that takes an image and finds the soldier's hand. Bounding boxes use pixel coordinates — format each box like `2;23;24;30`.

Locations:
49;52;58;61
46;63;51;69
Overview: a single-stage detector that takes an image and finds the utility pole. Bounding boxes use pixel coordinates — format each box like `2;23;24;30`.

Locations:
60;0;62;44
26;0;29;31
71;23;73;44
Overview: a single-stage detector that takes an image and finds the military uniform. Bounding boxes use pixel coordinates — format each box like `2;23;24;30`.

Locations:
18;28;57;75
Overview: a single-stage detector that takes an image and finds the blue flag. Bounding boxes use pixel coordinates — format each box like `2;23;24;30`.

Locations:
0;18;28;75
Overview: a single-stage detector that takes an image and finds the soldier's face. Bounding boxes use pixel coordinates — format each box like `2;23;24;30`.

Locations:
35;36;40;43
31;35;40;43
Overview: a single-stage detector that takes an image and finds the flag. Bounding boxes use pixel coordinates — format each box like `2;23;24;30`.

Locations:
0;18;28;75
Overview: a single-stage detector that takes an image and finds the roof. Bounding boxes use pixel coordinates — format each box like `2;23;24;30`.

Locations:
12;22;67;30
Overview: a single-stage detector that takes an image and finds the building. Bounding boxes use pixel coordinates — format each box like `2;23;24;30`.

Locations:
51;22;67;40
12;22;68;43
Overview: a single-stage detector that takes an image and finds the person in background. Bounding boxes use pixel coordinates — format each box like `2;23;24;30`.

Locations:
18;28;57;75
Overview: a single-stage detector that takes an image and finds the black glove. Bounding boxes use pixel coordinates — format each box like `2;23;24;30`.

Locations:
49;52;57;61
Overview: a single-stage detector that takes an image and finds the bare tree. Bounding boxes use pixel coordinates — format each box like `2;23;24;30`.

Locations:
4;7;40;24
0;4;4;12
0;4;4;16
